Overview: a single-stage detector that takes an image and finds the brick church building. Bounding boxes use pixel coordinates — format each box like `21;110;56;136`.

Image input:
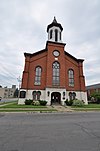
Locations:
18;17;88;105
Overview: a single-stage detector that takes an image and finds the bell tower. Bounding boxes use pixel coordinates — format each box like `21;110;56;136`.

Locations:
47;17;63;43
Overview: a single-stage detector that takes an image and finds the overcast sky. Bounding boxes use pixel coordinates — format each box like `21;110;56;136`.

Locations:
0;0;100;88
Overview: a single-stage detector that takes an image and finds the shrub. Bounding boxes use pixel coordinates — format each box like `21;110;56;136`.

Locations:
72;99;84;107
39;100;47;106
25;99;33;105
32;101;40;106
65;99;73;106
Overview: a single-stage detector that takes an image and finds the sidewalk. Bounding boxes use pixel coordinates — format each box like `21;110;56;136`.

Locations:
52;105;73;112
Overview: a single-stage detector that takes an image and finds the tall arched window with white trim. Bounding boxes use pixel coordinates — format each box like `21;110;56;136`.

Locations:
34;66;42;85
52;62;60;85
68;69;74;87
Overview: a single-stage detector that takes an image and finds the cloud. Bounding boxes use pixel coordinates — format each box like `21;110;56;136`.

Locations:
0;0;100;87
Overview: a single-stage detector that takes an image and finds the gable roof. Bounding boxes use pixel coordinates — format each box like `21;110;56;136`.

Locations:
24;49;47;58
24;43;84;63
64;51;84;63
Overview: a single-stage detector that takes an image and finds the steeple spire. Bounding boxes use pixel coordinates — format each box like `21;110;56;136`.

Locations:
53;16;57;23
47;17;63;43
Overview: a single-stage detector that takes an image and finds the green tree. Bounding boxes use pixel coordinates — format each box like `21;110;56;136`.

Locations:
91;92;100;104
14;88;19;98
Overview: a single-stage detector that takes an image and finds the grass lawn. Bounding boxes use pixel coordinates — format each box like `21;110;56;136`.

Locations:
71;104;100;111
1;102;100;112
0;102;6;105
0;102;47;108
0;102;57;112
72;104;100;108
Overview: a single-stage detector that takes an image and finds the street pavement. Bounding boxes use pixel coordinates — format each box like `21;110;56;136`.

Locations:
0;112;100;151
0;98;17;103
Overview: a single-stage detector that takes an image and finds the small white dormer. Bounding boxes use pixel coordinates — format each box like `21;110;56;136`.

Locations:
47;17;63;43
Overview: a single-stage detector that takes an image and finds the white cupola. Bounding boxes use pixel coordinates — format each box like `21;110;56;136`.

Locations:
47;17;63;43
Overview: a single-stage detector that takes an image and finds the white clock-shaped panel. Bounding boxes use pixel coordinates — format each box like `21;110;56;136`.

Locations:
53;50;60;57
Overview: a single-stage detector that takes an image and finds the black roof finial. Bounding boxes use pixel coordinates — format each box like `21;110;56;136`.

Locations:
53;16;57;23
47;17;63;32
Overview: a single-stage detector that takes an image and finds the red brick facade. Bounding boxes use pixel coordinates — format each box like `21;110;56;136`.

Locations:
21;41;86;92
19;17;87;105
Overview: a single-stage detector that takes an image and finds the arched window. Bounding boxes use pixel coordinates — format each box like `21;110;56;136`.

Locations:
69;92;73;100
37;91;41;100
32;91;41;100
32;91;37;100
73;92;76;100
34;66;42;85
20;91;26;98
68;69;74;87
69;92;76;100
55;29;58;42
50;30;53;39
52;62;60;85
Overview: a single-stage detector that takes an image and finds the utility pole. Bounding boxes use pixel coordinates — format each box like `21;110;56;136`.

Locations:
17;76;21;99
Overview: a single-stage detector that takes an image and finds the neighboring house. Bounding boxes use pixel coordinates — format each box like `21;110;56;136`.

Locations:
19;17;88;105
86;83;100;100
0;85;16;99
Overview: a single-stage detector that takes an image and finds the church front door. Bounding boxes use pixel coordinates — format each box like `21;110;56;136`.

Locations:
51;92;61;105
